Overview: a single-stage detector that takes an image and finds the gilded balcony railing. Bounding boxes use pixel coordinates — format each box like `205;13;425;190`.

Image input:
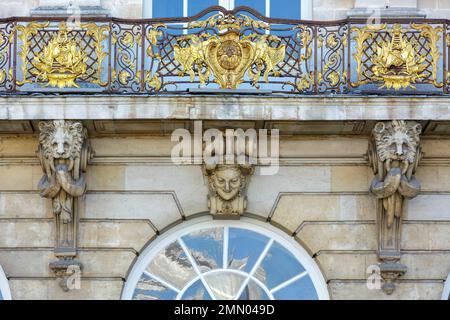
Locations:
0;6;448;95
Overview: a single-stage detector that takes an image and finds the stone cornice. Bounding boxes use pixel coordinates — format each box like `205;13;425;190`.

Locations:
0;95;450;121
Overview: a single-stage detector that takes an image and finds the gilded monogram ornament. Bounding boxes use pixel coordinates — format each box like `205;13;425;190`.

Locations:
174;14;285;89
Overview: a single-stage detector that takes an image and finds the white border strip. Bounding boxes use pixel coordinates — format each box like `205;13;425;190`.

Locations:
442;273;450;300
0;265;12;300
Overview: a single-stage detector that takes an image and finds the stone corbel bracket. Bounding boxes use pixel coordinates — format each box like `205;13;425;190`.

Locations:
37;120;93;291
368;120;422;294
203;163;254;219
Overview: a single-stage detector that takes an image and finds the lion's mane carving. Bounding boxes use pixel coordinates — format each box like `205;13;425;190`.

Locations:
373;120;421;166
39;120;84;162
369;120;422;227
37;120;91;223
368;120;423;294
37;120;93;291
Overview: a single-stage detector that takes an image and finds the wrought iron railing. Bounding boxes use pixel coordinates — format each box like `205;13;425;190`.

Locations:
0;6;448;95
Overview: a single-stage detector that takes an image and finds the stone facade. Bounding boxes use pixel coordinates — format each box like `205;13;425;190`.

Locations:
0;0;449;301
0;128;449;299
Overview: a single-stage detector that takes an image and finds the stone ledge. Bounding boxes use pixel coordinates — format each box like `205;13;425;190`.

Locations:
1;95;450;121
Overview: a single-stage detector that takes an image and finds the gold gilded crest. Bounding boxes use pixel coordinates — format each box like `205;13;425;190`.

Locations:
174;14;285;89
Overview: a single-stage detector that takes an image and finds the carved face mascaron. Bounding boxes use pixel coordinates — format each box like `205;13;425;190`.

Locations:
39;120;84;160
210;166;242;201
373;120;422;164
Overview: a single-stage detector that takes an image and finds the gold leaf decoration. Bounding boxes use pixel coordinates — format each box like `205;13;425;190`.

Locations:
371;24;427;90
31;22;87;88
173;15;285;90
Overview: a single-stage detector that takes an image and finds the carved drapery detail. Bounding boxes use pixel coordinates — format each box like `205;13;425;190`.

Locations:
368;120;422;294
203;163;254;219
37;120;93;290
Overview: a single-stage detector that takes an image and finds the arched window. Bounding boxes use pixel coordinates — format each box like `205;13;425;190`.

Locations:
0;266;11;300
122;218;329;300
143;0;313;20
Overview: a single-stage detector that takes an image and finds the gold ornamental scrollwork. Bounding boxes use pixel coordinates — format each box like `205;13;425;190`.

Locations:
145;24;165;91
32;22;87;88
16;22;50;86
81;23;110;86
350;24;386;87
173;14;285;89
411;23;443;88
0;30;11;84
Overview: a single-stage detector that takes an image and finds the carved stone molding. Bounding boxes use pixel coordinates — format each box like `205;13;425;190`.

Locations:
368;120;422;294
37;120;93;291
203;164;254;219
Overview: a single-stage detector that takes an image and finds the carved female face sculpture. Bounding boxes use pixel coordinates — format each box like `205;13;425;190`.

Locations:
210;166;242;201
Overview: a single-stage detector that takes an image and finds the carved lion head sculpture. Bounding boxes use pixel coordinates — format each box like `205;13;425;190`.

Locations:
39;120;85;160
373;120;422;164
204;164;254;201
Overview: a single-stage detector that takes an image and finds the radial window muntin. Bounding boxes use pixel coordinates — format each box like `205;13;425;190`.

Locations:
122;217;329;300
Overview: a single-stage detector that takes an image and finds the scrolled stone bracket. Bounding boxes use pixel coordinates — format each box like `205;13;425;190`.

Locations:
368;120;422;294
37;120;93;291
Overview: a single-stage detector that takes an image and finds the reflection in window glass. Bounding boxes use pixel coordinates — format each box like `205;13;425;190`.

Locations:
235;0;265;14
130;225;323;300
228;227;269;272
255;241;305;289
153;0;183;18
133;273;178;300
271;0;301;19
182;227;223;273
146;240;196;290
273;275;318;300
204;271;246;300
239;279;270;300
188;0;219;16
181;279;212;300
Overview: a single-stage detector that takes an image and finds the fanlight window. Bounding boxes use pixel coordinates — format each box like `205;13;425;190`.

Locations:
122;219;328;300
0;266;11;300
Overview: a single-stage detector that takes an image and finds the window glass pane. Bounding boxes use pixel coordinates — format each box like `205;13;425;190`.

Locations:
238;279;270;300
146;240;197;289
271;0;301;19
228;227;269;272
234;0;266;15
204;271;246;300
182;227;223;273
188;0;219;16
273;275;318;300
133;273;178;300
153;0;183;18
255;241;305;289
181;279;213;300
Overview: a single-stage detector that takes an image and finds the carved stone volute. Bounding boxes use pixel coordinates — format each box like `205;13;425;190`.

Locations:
368;120;422;294
37;120;93;291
